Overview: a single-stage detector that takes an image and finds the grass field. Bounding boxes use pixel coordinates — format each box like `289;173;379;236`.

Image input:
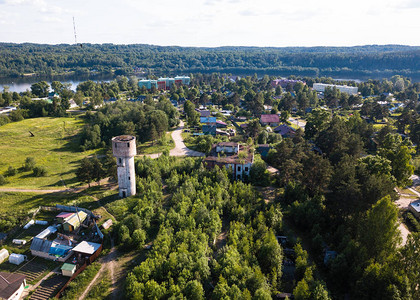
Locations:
0;117;100;189
0;191;86;216
137;131;174;154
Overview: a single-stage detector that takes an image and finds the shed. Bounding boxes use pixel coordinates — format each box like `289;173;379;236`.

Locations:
56;212;74;224
63;211;87;232
0;249;8;264
101;219;113;230
12;239;26;245
9;254;25;265
61;263;77;277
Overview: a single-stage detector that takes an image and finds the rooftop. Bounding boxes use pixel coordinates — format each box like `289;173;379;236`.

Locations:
0;272;26;300
56;212;73;219
61;263;76;271
205;144;253;165
112;135;135;142
410;200;420;213
215;142;238;147
260;114;280;123
72;241;101;255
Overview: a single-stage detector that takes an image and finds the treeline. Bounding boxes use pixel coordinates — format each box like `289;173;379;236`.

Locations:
1;43;420;79
80;99;178;150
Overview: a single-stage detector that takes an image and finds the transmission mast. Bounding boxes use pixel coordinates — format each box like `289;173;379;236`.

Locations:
73;17;77;44
73;17;82;47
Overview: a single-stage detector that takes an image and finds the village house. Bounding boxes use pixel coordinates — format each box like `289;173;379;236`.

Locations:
204;142;254;180
274;124;296;138
260;114;280;127
0;272;26;300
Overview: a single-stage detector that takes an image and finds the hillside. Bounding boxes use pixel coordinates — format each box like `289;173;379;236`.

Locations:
0;116;98;189
1;43;420;79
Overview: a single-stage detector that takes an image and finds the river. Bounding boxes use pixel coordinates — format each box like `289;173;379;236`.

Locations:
0;74;116;93
0;74;366;94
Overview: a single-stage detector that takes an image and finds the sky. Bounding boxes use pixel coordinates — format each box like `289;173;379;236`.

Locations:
0;0;419;47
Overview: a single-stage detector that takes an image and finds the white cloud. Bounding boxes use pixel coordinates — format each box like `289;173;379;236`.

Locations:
0;0;419;46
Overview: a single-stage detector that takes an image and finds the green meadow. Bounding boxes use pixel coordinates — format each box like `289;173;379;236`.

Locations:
0;117;99;190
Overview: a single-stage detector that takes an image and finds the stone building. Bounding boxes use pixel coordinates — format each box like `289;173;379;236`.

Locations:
112;135;137;198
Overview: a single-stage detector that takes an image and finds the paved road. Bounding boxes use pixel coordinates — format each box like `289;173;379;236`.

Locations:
140;120;205;159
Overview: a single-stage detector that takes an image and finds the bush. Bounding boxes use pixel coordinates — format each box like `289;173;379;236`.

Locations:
0;174;6;185
33;166;47;177
23;157;36;171
5;165;17;177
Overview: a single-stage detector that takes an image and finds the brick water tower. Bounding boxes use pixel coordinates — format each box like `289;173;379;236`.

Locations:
112;135;136;198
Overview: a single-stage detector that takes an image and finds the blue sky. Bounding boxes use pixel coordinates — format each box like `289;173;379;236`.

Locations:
0;0;419;47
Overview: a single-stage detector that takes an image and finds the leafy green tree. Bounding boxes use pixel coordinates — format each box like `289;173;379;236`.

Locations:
76;158;94;187
358;196;401;262
51;81;64;94
245;119;262;140
31;81;49;97
250;160;270;186
378;133;414;186
91;157;105;185
183;280;204;300
305;108;331;140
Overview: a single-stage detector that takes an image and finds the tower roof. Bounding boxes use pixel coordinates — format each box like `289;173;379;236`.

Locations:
112;135;135;142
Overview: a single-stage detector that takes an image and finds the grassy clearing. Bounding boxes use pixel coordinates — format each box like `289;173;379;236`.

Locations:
0;117;100;190
0;191;83;215
61;262;102;300
85;269;111;300
137;132;174;154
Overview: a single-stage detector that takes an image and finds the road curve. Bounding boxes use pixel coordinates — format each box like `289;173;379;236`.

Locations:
139;120;205;159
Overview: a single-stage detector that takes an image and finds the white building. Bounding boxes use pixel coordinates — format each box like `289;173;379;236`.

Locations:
112;135;137;198
313;83;358;95
0;107;17;115
204;142;254;180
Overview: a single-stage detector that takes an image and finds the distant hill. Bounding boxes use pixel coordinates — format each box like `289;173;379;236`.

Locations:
1;43;420;80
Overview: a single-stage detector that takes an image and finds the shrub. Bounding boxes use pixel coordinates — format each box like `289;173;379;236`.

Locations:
5;165;17;177
0;174;6;185
23;157;36;171
33;166;47;177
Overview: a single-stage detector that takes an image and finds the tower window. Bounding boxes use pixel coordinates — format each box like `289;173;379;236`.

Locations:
119;158;122;164
127;143;130;147
128;176;130;180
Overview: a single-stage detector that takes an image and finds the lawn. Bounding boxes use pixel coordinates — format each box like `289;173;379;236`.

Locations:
137;131;174;154
0;117;100;189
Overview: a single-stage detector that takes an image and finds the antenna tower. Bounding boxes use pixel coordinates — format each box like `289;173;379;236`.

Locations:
73;16;78;44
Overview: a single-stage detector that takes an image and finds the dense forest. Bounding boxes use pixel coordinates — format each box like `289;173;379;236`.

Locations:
1;43;420;79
